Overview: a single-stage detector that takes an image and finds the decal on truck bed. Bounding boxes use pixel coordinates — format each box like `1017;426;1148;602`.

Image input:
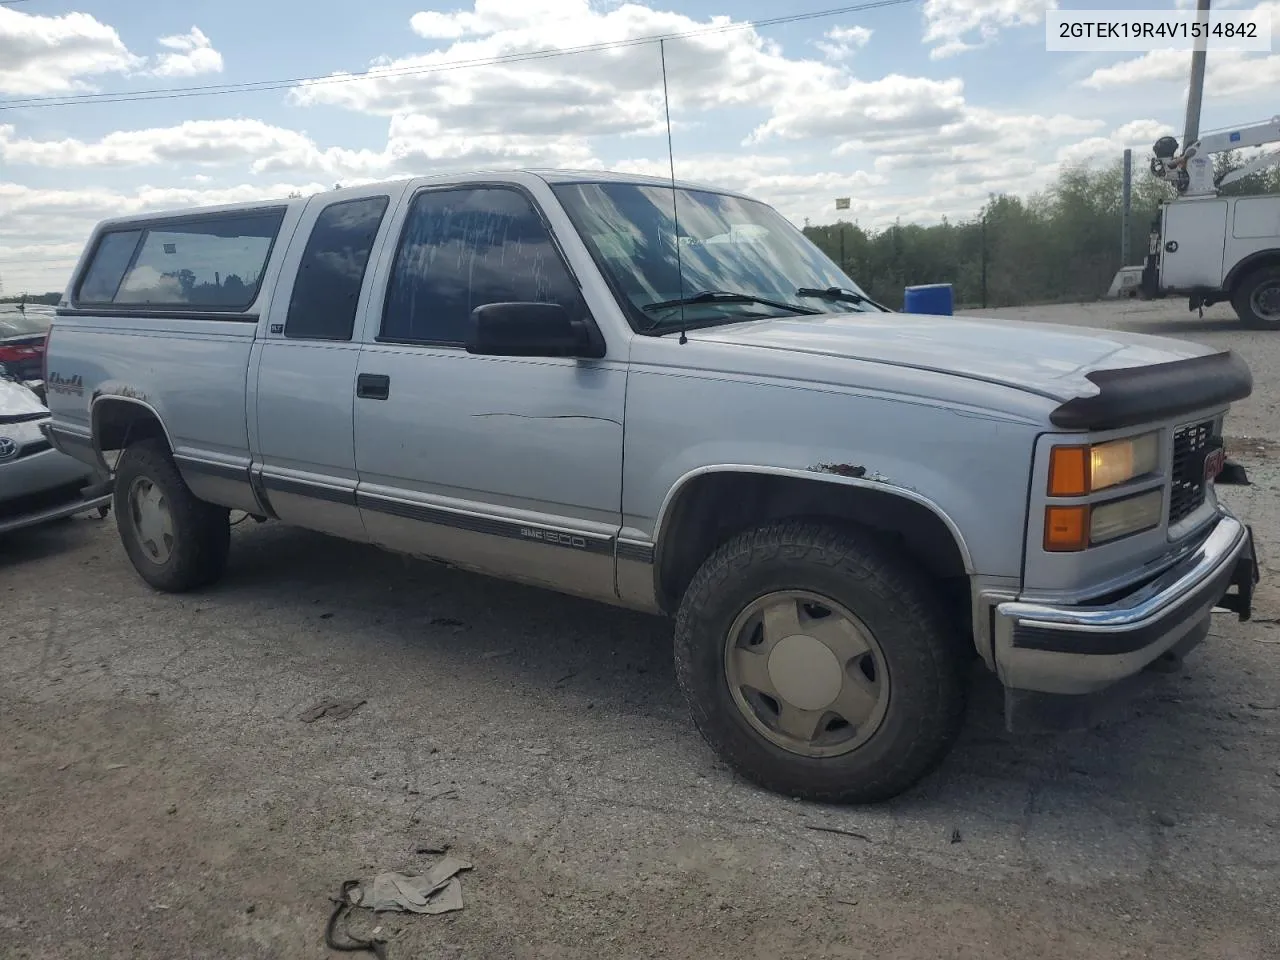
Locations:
46;373;84;397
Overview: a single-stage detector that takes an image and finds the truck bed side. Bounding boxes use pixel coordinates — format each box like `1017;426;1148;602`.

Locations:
45;317;263;513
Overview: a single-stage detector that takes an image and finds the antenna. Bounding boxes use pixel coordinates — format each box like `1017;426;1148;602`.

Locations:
659;39;688;345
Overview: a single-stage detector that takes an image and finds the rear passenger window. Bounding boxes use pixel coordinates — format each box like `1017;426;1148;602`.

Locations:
284;196;390;341
77;230;142;303
77;209;286;312
380;187;583;345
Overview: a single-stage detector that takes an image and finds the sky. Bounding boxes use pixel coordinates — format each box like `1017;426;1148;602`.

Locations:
1;0;1278;293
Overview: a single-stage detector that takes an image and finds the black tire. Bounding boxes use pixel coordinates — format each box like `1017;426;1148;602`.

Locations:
673;520;968;804
113;438;230;592
1231;264;1280;330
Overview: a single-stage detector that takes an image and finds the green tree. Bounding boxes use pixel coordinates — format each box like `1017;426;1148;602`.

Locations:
802;156;1277;310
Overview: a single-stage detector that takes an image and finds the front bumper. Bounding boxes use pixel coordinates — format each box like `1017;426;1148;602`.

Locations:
0;445;110;535
994;511;1256;699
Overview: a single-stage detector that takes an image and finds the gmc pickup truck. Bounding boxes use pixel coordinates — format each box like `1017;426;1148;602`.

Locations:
42;169;1260;803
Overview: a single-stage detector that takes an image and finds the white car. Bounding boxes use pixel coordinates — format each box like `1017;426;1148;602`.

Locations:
0;367;110;535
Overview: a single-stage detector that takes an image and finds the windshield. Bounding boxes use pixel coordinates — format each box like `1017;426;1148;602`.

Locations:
551;181;880;332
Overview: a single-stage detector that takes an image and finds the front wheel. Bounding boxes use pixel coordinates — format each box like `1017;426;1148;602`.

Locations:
1232;264;1280;330
113;439;230;592
673;520;968;804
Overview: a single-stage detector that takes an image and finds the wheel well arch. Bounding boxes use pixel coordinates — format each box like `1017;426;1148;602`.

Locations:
91;396;173;456
651;467;973;618
1224;249;1280;294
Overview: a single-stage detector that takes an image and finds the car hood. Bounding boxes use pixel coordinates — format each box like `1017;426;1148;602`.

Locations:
683;311;1218;403
0;377;47;421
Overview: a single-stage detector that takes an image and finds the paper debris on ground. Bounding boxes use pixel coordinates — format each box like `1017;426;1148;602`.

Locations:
361;857;472;915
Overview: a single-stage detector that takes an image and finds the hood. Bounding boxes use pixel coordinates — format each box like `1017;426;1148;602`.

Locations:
684;311;1217;403
0;376;48;422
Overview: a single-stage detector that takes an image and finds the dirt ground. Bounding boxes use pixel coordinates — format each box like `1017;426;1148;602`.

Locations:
3;300;1279;960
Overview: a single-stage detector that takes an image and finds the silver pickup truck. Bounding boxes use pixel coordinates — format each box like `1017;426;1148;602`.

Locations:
42;169;1260;803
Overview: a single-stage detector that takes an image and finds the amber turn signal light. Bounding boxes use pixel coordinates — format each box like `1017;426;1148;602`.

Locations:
1048;445;1089;497
1044;505;1090;552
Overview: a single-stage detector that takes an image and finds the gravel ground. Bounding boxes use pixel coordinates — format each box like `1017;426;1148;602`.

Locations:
3;299;1279;960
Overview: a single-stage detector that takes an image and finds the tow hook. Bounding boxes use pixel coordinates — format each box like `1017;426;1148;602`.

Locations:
1217;459;1251;486
1216;525;1260;622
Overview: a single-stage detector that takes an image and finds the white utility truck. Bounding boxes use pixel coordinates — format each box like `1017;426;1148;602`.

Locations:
1141;116;1280;329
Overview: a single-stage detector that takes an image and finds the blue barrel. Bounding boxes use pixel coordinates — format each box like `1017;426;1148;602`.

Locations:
903;283;953;316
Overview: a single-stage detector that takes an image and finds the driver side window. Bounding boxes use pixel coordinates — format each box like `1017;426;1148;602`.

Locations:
379;186;585;345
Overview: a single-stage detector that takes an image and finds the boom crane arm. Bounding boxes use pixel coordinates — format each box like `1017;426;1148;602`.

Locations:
1151;116;1280;196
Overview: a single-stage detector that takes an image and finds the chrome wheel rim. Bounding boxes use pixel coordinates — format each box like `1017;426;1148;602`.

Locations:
127;477;175;564
1251;281;1280;322
723;590;890;758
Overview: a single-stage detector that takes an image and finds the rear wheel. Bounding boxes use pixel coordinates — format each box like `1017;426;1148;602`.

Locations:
1232;264;1280;330
673;520;968;804
113;439;229;592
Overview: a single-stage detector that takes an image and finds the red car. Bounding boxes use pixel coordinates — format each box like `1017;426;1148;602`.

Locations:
0;307;50;384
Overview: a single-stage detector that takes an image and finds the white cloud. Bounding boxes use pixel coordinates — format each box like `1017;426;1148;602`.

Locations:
292;0;840;138
0;180;327;227
151;26;223;78
922;0;1055;59
750;72;1101;170
283;0;1102;205
0;119;311;169
0;7;143;95
615;153;883;198
1080;49;1185;90
816;25;872;61
0;116;598;180
1082;47;1280;100
1081;1;1280;97
748;75;969;144
1055;119;1172;167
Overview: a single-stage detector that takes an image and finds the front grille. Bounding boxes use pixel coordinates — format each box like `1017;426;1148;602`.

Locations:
17;439;52;460
1170;420;1213;526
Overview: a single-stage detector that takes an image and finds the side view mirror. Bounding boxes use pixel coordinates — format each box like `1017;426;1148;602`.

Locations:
466;302;604;359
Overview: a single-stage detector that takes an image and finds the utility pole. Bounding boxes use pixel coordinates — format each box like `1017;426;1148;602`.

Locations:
1122;148;1133;265
1183;0;1211;147
980;213;988;309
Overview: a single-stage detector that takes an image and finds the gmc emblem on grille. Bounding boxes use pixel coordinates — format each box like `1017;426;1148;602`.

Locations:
1204;447;1226;481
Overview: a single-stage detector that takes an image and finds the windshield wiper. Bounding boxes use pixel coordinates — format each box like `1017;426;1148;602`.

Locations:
795;286;890;312
642;290;820;317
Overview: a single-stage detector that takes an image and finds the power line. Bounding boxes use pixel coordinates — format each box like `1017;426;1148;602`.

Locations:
0;0;918;110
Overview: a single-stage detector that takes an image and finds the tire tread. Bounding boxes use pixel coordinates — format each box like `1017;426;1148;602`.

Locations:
113;439;229;592
673;519;967;804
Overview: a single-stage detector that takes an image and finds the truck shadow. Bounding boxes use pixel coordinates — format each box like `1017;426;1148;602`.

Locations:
0;513;113;571
1115;316;1243;337
208;521;1259;826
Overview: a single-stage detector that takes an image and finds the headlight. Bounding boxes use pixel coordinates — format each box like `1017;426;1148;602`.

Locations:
1044;490;1164;552
1048;431;1160;496
1090;433;1160;491
1090;490;1164;544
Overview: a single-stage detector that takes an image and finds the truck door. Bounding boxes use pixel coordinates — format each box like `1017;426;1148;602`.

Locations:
251;185;403;541
350;183;625;603
1160;199;1228;290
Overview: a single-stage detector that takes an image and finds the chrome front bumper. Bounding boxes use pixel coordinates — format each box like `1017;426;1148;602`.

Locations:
994;511;1256;697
